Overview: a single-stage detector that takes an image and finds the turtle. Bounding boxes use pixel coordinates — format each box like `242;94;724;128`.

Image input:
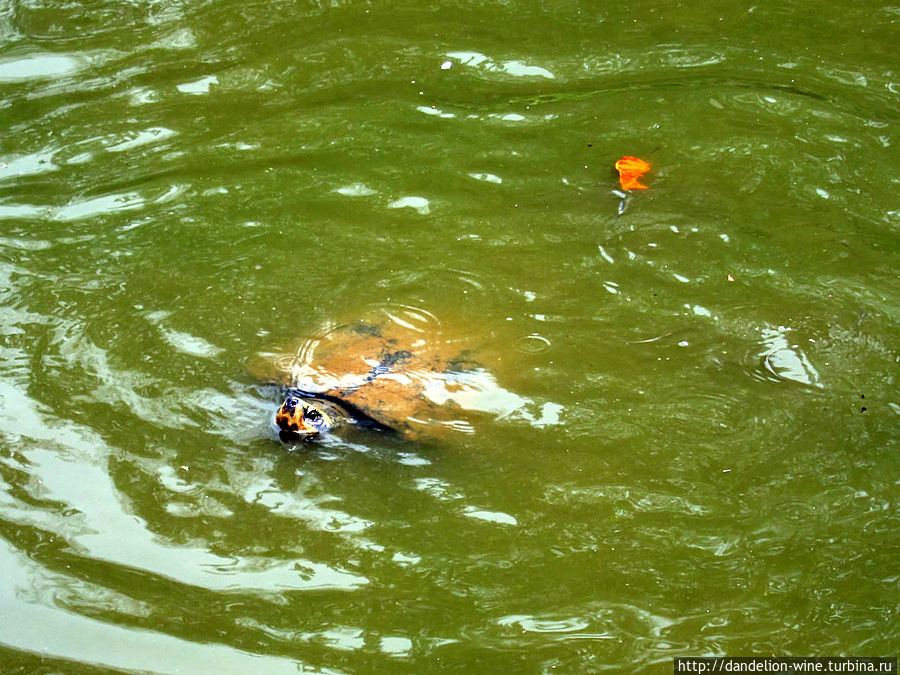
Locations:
252;316;532;444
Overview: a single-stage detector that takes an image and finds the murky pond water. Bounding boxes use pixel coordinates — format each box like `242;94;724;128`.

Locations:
1;0;897;671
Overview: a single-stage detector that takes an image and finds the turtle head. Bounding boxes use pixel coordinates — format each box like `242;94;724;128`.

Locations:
275;394;336;442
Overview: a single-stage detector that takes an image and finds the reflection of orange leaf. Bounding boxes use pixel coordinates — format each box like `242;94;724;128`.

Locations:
615;156;650;190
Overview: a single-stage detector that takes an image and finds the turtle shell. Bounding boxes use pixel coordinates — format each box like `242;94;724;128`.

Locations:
256;317;524;440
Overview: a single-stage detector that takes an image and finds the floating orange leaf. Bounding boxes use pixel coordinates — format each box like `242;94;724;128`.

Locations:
615;156;650;191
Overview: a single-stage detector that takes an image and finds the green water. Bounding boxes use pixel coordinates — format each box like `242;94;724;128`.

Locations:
1;0;898;671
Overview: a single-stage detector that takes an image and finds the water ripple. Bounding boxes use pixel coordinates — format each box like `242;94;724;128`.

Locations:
0;52;86;82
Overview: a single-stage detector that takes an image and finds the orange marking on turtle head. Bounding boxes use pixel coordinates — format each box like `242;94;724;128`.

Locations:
276;396;319;437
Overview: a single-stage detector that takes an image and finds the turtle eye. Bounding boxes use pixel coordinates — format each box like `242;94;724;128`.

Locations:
305;408;322;422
